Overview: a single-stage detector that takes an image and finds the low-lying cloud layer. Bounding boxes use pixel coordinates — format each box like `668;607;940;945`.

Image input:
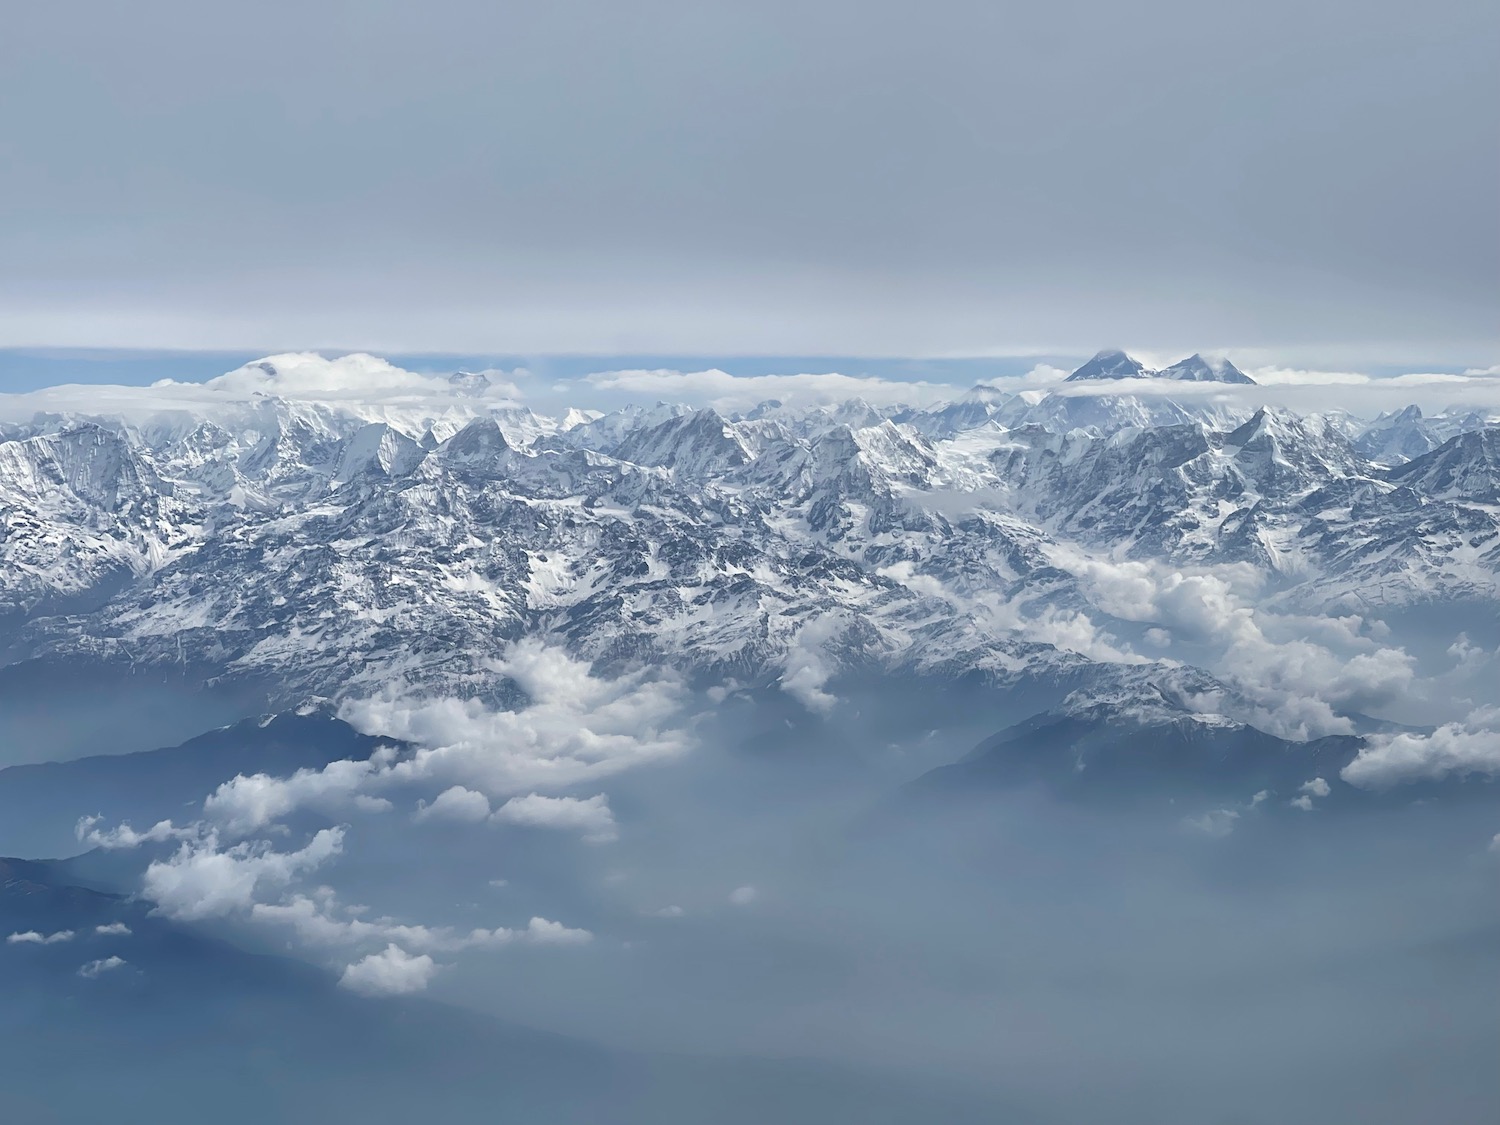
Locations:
1343;708;1500;787
2;352;1500;425
70;641;676;991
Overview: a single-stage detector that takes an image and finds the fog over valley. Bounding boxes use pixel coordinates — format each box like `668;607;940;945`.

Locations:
6;0;1496;1115
0;353;1496;1123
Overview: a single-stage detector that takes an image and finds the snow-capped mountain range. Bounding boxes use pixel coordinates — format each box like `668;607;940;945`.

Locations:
1063;349;1257;384
0;351;1497;748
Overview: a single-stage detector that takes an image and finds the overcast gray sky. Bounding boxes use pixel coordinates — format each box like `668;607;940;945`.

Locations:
1;0;1495;365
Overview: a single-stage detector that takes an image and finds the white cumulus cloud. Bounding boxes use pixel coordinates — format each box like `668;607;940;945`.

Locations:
7;929;74;944
491;793;618;843
250;891;592;953
414;785;493;823
1342;716;1500;788
76;817;197;850
342;640;692;798
203;758;393;836
77;956;127;979
1183;809;1241;838
141;828;345;922
338;944;438;997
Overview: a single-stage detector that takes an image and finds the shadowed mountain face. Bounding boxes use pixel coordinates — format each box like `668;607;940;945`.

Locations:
912;704;1363;802
1387;426;1500;502
0;659;274;769
903;692;1500;820
1157;353;1256;384
1064;349;1153;382
0;713;396;858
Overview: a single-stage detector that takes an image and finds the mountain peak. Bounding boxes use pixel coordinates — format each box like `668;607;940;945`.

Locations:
1225;406;1277;444
1065;351;1256;385
1064;350;1150;382
449;370;492;395
1386;426;1500;502
961;382;1012;405
438;416;510;464
1158;354;1256;385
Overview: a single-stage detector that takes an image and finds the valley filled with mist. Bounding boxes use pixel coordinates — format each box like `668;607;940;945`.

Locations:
0;353;1496;1123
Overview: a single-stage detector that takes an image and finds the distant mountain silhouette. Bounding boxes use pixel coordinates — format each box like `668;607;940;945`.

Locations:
0;712;398;858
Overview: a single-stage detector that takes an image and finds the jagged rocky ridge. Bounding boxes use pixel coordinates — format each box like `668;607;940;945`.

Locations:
0;353;1496;720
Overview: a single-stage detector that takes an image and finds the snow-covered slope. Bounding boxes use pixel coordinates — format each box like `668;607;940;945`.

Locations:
1158;353;1256;384
1386;427;1500;503
1353;406;1492;468
1;356;1496;733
